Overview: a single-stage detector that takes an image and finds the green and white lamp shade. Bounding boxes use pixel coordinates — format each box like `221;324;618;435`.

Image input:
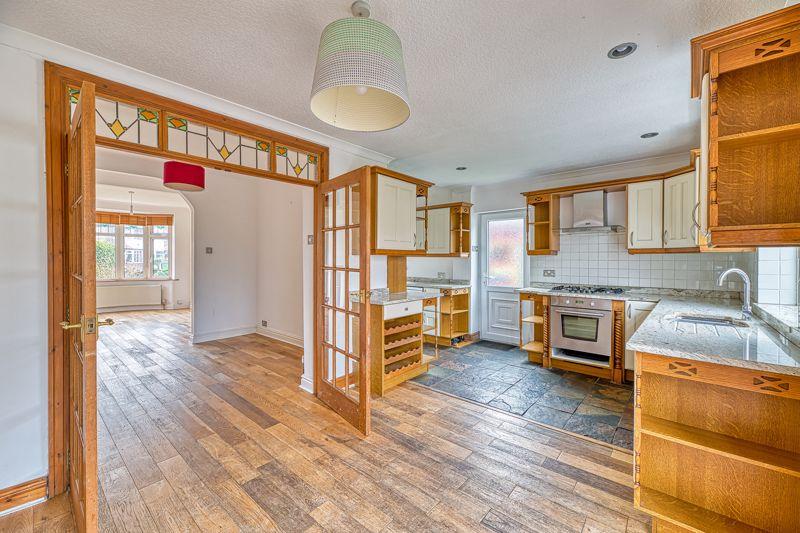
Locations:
311;17;410;132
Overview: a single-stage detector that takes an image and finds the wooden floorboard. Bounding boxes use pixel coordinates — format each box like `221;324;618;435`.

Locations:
0;309;645;532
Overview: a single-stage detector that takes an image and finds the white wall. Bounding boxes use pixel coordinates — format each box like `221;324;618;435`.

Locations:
95;186;192;310
0;45;48;489
256;181;304;345
0;26;390;491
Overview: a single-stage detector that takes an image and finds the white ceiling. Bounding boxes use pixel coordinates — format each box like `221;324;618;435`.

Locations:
0;0;785;185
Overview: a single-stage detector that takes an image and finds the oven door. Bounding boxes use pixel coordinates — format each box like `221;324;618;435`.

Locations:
550;306;613;357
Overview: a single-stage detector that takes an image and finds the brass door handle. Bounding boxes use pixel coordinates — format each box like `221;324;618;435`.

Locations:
60;321;81;330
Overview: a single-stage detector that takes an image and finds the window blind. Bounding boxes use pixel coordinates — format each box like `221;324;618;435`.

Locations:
96;211;174;226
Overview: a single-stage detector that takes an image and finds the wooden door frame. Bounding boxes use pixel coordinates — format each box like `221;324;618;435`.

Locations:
43;62;330;497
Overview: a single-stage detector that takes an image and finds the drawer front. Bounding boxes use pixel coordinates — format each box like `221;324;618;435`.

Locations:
384;300;423;320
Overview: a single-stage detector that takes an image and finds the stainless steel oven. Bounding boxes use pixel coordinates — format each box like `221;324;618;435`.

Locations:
550;296;613;357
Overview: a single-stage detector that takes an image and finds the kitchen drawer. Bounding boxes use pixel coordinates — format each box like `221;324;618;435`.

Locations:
384;300;423;320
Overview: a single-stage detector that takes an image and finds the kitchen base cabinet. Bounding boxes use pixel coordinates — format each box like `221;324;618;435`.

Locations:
634;351;800;532
519;293;550;365
370;301;437;396
423;288;476;347
624;300;657;381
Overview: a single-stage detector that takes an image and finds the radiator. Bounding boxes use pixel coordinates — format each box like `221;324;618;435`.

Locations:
97;284;162;309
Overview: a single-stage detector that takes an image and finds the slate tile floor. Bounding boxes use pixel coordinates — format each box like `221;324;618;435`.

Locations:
415;340;634;449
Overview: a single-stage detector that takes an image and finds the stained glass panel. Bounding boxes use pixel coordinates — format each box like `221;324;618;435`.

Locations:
166;115;270;172
276;145;318;181
68;88;158;147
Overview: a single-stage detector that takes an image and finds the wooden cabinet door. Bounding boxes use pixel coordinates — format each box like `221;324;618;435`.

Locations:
624;300;656;370
426;207;450;254
376;174;416;250
663;171;697;248
627;180;663;250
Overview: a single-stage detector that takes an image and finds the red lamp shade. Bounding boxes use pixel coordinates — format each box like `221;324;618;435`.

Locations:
163;161;205;191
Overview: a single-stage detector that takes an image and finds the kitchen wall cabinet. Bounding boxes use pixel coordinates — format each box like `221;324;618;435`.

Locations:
371;167;432;255
692;6;800;247
624;300;656;374
663;171;697;249
627;180;663;250
416;202;472;257
524;194;559;255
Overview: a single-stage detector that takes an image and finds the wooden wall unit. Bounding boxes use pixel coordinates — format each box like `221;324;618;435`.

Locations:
417;202;472;257
693;5;800;247
524;194;560;255
634;351;800;531
370;167;433;255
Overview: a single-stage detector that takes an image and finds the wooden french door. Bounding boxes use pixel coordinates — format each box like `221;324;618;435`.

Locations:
63;81;99;533
315;167;371;434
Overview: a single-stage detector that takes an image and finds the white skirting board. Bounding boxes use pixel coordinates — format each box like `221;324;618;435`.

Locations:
255;325;303;348
191;326;256;344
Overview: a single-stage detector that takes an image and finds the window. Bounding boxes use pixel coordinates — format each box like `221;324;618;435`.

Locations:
95;223;116;280
95;213;173;280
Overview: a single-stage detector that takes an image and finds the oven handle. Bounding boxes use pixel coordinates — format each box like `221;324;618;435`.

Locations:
551;308;608;319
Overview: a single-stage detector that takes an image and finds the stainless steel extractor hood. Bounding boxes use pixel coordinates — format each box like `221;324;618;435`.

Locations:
561;190;624;234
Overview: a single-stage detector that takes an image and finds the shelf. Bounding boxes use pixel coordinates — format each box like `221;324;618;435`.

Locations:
440;309;469;315
717;122;800;148
385;359;419;378
641;414;800;478
384;334;421;350
532;221;550;226
383;321;421;336
521;315;543;324
521;341;543;353
384;347;421;366
421;326;436;334
637;487;759;533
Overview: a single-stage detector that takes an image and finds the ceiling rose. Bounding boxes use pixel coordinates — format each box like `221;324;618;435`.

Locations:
310;1;410;132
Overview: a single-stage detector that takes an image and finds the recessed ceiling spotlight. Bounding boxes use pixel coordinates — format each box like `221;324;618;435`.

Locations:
608;42;637;59
456;166;467;170
640;132;659;139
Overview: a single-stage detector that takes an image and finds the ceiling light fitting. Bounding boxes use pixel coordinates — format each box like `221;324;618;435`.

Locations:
607;42;637;59
456;167;467;171
310;1;410;132
163;161;206;191
640;132;659;139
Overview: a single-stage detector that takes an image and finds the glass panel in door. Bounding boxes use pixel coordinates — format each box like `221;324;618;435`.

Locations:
487;218;524;288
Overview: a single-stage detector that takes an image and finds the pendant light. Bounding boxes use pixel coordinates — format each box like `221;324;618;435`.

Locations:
163;161;205;191
310;0;410;132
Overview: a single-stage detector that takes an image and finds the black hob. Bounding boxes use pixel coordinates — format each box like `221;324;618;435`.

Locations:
550;285;625;295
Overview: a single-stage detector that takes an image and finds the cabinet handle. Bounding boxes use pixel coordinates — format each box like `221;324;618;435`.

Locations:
691;201;710;241
629;231;634;247
627;305;631;319
663;229;668;245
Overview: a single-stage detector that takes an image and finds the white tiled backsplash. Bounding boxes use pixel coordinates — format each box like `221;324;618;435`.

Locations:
531;232;755;291
757;247;799;305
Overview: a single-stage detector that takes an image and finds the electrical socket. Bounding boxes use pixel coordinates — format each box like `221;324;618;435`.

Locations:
261;320;268;327
543;269;556;278
437;272;447;279
205;247;213;254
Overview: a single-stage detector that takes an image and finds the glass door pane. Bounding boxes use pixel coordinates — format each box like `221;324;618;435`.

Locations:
487;218;524;288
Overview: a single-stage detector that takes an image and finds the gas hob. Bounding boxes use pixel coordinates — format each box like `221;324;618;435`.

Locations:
549;285;625;295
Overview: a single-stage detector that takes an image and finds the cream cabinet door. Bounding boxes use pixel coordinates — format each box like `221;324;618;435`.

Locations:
663;171;697;248
376;174;417;250
627;180;663;249
426;207;451;254
624;300;657;370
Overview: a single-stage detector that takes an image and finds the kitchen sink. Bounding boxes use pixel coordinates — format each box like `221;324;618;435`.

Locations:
667;313;750;328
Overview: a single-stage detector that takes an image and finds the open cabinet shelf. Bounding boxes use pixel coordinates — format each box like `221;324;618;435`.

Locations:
524;194;559;255
519;293;549;364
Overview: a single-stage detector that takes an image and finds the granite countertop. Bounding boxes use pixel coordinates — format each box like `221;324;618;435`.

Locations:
627;297;800;377
407;277;471;290
368;288;442;306
516;282;739;303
